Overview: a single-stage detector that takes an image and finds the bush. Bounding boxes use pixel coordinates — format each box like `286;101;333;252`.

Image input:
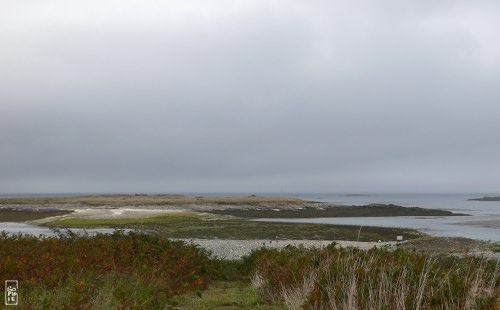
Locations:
0;231;213;308
245;245;500;309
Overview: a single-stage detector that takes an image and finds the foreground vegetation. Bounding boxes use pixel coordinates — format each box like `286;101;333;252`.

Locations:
0;232;498;309
491;243;500;253
0;231;214;308
247;246;500;309
46;213;424;241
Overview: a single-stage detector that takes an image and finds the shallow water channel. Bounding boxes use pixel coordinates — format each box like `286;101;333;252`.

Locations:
0;222;125;236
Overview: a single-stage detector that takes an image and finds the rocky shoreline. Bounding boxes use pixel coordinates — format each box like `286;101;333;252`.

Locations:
174;238;396;260
174;238;500;261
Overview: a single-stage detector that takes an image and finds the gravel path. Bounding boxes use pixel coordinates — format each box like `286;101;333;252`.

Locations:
174;238;396;260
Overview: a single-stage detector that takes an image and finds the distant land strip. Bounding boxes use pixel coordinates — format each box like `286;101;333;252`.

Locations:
0;195;468;218
468;196;500;201
207;204;468;218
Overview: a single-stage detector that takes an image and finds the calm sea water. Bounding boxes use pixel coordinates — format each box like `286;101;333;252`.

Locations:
257;193;500;241
0;222;124;236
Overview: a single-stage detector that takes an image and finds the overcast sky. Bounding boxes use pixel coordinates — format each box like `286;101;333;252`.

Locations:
1;0;499;194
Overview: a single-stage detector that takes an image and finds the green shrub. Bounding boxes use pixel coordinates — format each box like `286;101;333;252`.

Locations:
246;245;500;309
0;231;213;308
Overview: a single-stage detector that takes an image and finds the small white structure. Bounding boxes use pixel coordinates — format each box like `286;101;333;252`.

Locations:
397;235;404;242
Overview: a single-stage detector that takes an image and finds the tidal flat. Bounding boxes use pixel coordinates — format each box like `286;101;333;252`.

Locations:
0;194;456;242
1;194;493;256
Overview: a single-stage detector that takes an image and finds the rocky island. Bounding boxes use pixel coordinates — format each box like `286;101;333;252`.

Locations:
468;196;500;201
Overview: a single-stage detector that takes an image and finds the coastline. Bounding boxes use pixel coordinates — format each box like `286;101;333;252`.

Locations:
1;194;497;255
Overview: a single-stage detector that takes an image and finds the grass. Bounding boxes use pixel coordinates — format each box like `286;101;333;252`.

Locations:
1;232;497;309
490;243;500;253
400;236;489;254
245;245;500;309
168;281;281;309
45;213;424;242
46;211;204;226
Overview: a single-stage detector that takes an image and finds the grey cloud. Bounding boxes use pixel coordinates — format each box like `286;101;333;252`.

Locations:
1;0;500;193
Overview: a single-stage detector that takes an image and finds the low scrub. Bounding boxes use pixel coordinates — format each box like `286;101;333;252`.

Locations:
245;245;500;309
1;232;498;309
0;231;212;308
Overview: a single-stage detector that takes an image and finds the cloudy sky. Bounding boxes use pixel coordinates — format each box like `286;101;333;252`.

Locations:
1;0;499;194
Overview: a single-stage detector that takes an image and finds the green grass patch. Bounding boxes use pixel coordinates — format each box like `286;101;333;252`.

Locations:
490;243;500;253
46;212;203;227
169;281;281;310
45;214;424;242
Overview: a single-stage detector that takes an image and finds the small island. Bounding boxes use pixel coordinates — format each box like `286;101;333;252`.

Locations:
468;196;500;201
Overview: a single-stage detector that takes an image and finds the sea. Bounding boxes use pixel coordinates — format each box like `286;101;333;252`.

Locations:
256;193;500;242
0;193;499;241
